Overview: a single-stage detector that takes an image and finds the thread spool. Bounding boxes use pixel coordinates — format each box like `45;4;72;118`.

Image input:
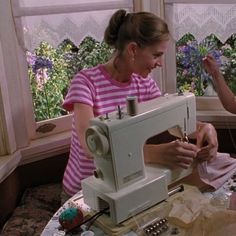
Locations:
126;96;138;116
81;231;94;236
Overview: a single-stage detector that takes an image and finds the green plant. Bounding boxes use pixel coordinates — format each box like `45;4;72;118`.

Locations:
27;37;113;121
220;34;236;94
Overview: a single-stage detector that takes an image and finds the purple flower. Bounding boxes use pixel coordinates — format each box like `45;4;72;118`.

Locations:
178;39;222;79
35;68;50;90
26;51;36;66
32;57;53;74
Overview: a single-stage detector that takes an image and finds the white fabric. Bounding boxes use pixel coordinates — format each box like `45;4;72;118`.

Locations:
21;10;115;51
11;0;133;52
167;4;236;43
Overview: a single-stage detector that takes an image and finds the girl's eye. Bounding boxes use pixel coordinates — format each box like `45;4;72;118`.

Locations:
153;53;163;58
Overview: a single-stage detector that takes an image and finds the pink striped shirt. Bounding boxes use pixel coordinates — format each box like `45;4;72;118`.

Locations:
62;64;161;196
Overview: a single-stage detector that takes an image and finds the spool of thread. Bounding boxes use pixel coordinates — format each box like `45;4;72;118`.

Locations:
126;96;138;116
81;231;95;236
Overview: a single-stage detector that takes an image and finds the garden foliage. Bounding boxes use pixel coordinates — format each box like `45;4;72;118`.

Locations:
27;37;113;121
27;34;236;121
177;33;236;96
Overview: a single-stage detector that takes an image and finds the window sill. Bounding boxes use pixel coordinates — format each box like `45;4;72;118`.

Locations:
0;131;71;183
197;110;236;129
20;131;71;165
0;151;21;183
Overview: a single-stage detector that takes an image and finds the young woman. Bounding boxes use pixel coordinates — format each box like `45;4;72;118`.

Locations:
62;9;218;199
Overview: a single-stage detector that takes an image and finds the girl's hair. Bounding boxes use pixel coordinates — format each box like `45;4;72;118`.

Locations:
104;9;170;51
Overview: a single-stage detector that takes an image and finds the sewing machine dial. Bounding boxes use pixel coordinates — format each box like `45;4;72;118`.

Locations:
86;126;110;156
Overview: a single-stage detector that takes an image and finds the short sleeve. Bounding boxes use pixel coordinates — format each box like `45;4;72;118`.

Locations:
62;72;95;111
149;78;162;99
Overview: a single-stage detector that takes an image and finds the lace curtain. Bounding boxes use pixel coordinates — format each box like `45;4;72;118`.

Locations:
12;0;133;52
20;11;117;51
165;3;236;43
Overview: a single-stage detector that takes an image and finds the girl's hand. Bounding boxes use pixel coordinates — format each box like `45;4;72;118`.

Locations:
196;122;218;161
144;141;198;169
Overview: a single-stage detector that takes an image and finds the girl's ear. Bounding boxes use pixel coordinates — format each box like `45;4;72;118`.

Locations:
126;42;138;58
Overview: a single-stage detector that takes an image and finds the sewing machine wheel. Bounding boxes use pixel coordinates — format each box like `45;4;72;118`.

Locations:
86;126;110;156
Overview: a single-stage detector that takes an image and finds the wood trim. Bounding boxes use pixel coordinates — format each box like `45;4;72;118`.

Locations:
20;131;71;165
0;40;16;155
0;151;21;183
133;0;143;11
197;110;236;129
164;0;236;4
12;0;133;17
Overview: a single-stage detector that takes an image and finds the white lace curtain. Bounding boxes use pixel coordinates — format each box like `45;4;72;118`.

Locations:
165;3;236;43
11;0;133;52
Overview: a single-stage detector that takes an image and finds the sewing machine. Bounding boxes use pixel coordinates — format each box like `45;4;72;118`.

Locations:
81;92;196;224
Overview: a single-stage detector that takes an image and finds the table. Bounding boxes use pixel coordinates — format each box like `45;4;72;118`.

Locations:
42;173;236;236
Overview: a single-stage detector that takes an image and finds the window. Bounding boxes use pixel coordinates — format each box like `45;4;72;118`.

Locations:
164;0;236;114
11;0;134;140
1;0;236;182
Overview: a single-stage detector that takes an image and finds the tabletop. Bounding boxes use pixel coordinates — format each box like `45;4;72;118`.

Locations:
42;173;236;236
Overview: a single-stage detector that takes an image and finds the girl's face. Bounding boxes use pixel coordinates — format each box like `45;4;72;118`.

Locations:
132;40;169;78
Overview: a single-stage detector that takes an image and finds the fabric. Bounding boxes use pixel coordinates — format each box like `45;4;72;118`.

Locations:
198;152;236;190
166;3;236;43
168;186;236;236
12;0;133;51
62;64;161;196
178;152;236;192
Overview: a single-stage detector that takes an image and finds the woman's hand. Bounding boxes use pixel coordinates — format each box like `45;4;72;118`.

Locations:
144;141;198;169
196;122;218;161
202;55;221;78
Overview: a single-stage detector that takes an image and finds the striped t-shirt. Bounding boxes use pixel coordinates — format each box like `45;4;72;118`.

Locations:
62;64;161;196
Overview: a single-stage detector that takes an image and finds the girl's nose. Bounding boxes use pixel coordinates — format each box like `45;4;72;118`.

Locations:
155;58;163;67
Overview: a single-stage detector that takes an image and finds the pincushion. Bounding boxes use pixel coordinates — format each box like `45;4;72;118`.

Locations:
59;207;84;231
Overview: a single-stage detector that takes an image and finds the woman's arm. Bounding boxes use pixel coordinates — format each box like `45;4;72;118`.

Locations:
203;55;236;114
74;103;94;158
144;120;218;168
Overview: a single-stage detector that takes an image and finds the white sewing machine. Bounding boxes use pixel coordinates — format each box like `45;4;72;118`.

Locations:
81;92;196;224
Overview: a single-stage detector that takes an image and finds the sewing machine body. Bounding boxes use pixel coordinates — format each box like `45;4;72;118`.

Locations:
81;92;196;224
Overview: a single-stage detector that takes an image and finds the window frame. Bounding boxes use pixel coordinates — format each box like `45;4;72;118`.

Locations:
11;0;135;140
